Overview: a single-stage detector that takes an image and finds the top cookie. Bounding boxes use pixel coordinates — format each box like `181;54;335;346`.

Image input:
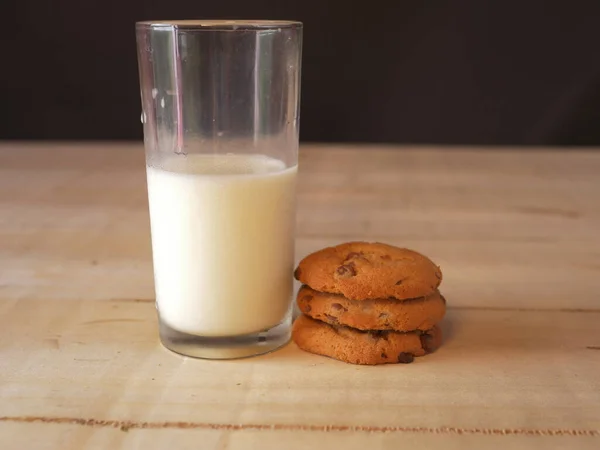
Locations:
294;242;442;300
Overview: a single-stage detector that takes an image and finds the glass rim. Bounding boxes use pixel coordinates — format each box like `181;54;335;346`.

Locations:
136;20;303;30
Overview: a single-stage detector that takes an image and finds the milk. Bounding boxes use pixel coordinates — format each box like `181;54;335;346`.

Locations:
146;154;297;337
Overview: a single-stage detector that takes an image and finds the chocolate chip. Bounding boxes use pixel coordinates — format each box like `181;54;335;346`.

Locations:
381;352;388;359
420;333;435;353
397;352;414;364
395;279;404;285
369;330;389;341
324;314;338;323
331;303;347;312
300;295;312;313
346;252;361;259
336;264;356;278
294;267;302;280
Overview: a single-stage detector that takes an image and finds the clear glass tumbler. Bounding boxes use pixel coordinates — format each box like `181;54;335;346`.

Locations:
136;20;302;359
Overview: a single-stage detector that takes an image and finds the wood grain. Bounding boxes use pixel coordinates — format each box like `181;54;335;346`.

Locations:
1;142;599;449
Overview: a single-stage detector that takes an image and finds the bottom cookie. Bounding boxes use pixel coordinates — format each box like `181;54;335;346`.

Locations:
292;314;442;365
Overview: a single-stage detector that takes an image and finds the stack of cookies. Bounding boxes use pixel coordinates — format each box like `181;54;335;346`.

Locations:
292;242;445;365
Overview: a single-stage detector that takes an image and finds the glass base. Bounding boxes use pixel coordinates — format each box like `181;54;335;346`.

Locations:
158;317;291;360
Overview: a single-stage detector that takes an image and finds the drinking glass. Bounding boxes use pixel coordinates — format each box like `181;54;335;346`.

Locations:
136;20;302;358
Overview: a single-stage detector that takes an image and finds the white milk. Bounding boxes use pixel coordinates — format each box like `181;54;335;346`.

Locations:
146;154;297;337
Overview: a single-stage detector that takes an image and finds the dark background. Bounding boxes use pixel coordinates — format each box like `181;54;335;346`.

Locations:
3;0;600;145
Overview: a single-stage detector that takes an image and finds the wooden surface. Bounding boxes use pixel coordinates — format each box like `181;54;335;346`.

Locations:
1;142;599;449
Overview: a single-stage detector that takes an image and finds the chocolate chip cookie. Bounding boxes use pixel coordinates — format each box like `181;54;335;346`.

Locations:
292;314;442;365
294;242;442;300
297;285;446;331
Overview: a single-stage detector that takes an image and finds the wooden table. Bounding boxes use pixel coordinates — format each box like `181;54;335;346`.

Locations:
1;142;599;449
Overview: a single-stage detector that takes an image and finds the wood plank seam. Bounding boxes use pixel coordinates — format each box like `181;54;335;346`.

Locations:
1;417;599;436
102;299;600;313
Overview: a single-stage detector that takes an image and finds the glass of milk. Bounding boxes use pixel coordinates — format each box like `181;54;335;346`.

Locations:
136;21;302;359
